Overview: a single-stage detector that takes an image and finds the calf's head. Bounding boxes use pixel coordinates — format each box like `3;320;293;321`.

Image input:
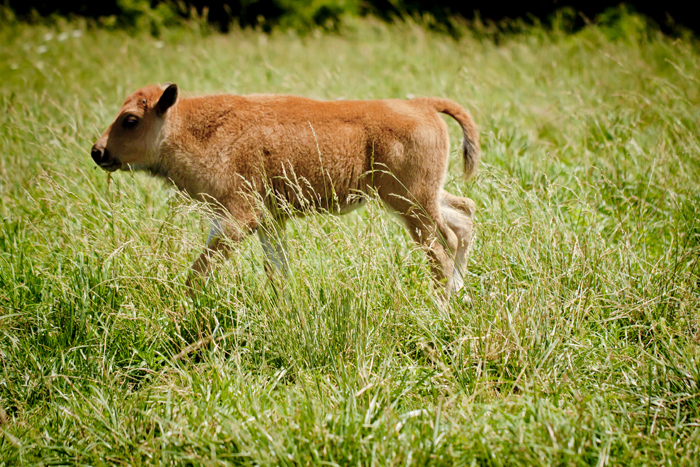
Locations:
91;83;178;171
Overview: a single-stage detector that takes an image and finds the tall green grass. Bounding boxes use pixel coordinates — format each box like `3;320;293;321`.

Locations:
1;13;699;465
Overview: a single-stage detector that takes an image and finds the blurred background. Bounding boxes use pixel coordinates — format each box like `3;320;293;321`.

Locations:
5;0;698;36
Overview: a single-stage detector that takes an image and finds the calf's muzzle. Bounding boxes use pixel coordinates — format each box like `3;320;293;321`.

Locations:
91;144;119;171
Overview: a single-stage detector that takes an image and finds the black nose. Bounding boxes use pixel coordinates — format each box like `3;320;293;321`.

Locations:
91;145;114;167
91;145;104;164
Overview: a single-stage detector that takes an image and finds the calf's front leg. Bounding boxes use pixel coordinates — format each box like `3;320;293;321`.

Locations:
257;218;289;278
187;210;259;289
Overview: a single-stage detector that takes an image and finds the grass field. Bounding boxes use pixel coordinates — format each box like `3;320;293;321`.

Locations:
1;11;699;466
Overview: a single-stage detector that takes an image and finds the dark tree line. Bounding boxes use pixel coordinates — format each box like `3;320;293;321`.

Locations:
5;0;697;35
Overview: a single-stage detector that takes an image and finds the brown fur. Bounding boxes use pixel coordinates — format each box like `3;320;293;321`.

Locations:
92;84;480;297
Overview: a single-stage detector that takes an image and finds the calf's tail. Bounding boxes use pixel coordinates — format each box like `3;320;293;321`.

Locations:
418;98;481;180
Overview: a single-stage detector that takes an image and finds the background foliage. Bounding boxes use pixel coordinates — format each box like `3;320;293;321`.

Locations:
5;0;699;36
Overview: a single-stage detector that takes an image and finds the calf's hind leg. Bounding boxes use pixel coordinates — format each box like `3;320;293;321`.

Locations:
440;191;475;294
385;193;459;297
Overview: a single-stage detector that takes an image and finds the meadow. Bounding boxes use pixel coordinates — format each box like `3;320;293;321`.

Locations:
1;10;699;465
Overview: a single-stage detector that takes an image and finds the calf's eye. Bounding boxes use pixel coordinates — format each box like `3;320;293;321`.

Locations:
123;116;139;129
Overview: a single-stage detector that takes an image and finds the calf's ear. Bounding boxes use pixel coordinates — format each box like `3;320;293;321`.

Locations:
156;83;178;116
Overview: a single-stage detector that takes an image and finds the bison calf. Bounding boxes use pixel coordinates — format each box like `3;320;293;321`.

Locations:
91;84;479;297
